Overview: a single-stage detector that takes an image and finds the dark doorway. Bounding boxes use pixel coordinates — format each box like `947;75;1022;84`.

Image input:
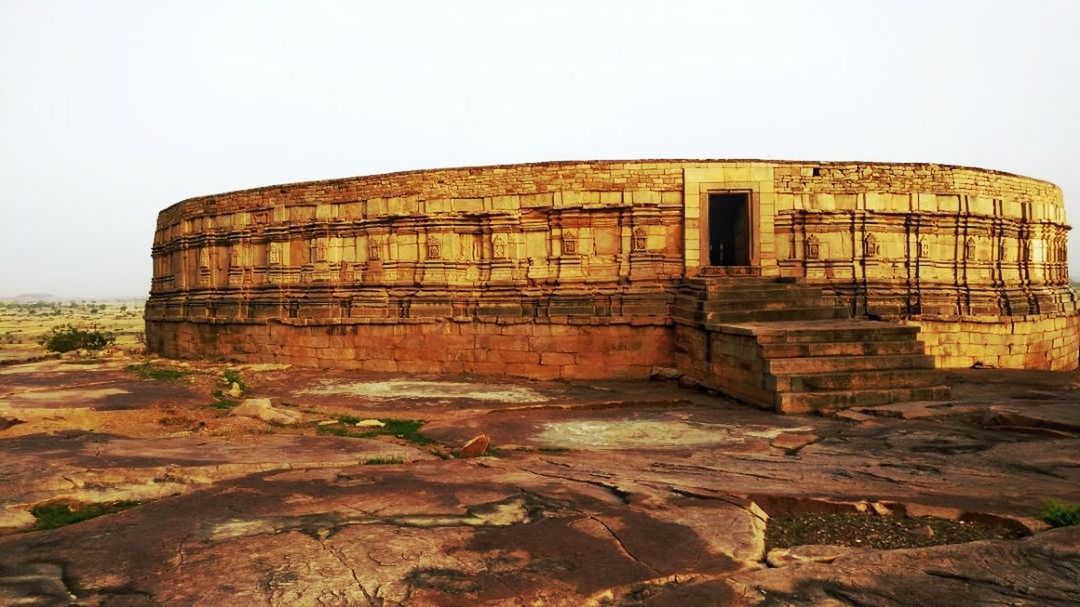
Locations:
708;192;750;266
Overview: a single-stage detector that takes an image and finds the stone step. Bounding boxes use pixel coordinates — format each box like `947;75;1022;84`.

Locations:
740;323;920;344
766;353;935;375
696;297;830;313
674;292;828;309
687;307;848;324
777;385;952;414
760;339;927;358
702;288;819;301
682;280;816;291
767;368;943;392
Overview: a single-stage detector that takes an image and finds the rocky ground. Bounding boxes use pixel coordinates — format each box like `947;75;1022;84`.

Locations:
0;356;1078;606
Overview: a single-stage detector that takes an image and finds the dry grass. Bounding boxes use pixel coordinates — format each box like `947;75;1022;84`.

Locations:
0;299;145;363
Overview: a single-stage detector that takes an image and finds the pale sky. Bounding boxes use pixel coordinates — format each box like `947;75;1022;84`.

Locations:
2;0;1078;297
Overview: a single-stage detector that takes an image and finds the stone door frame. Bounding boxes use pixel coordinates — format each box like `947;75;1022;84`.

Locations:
683;166;778;278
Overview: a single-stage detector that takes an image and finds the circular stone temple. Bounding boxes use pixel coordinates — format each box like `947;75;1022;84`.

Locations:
146;160;1079;410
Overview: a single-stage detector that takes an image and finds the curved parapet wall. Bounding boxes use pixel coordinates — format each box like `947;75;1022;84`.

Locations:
146;160;1079;374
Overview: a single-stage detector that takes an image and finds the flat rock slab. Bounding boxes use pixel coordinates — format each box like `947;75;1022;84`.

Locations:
297;378;552;403
0;459;754;606
986;401;1080;435
265;369;696;416
0;360;1077;605
0;360;208;413
732;526;1080;606
0;432;435;531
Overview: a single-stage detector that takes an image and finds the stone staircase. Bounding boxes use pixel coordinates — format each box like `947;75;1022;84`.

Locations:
674;277;848;325
673;277;950;413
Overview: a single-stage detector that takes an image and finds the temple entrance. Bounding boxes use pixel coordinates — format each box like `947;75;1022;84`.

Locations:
708;192;750;266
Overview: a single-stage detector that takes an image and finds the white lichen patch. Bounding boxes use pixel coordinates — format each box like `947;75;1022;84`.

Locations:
206;518;276;541
0;506;37;532
297;380;548;403
394;495;532;528
744;426;815;439
534;420;737;449
12;387;130;402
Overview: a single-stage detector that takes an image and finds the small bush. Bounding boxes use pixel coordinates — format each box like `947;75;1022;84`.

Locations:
317;418;433;445
379;419;433;444
31;500;140;530
127;361;189;380
222;368;246;390
37;324;116;353
1039;500;1080;528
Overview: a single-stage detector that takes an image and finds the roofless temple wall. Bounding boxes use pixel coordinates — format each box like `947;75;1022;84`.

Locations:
146;160;1079;377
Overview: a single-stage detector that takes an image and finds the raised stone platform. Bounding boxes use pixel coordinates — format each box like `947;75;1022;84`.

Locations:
145;159;1079;384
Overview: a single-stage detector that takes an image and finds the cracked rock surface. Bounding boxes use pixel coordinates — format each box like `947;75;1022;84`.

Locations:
0;359;1078;605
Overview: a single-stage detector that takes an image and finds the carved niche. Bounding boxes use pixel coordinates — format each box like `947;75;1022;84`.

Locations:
269;242;283;266
805;235;820;260
309;238;328;263
492;234;507;259
561;231;578;256
632;227;648;252
863;234;879;258
427;235;442;260
197;247;211;285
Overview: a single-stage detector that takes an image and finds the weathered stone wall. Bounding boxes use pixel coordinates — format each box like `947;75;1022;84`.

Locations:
673;323;773;405
147;160;1078;373
146;318;672;380
907;315;1080;370
770;162;1074;318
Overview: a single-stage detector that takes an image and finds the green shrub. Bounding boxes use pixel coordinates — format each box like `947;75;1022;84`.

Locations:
31;500;140;530
37;324;116;353
127;361;189;380
1039;500;1080;528
317;418;433;445
222;368;246;390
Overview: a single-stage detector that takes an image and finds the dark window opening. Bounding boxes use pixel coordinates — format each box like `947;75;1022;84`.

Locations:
708;192;751;266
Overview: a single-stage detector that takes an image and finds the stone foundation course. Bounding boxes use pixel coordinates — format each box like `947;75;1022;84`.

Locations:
147;319;673;380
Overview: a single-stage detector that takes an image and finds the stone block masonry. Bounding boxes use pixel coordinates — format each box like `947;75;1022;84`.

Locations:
146;318;673;381
146;159;1079;378
909;314;1080;371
